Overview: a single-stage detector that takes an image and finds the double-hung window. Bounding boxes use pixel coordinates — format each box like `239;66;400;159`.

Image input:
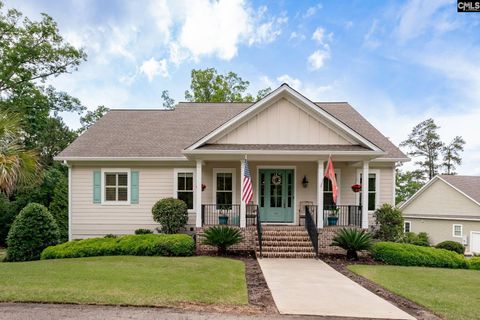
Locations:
214;169;236;209
175;169;195;210
453;224;463;237
323;172;339;209
103;171;129;203
358;170;379;211
404;221;411;233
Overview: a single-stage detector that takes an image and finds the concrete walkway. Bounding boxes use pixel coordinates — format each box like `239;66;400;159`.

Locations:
258;259;415;319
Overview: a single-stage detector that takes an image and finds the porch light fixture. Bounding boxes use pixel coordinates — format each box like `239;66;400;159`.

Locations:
351;184;362;193
302;175;309;188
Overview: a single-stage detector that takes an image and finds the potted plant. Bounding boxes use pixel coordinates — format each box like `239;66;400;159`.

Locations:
351;184;362;193
327;207;339;226
218;205;229;225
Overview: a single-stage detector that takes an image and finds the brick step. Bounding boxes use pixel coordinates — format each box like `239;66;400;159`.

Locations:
257;251;316;258
261;235;310;242
261;240;313;247
262;246;314;253
262;231;309;237
262;226;306;231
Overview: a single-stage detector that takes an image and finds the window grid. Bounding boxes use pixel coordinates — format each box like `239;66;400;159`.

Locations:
104;172;128;202
177;172;194;210
453;224;463;237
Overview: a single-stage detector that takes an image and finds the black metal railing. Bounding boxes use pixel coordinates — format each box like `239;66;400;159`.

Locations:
305;205;319;258
246;204;258;227
255;205;263;258
201;204;241;226
323;205;362;228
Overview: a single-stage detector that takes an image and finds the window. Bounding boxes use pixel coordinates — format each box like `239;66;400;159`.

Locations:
453;224;463;237
214;169;236;209
404;221;411;233
358;171;379;211
175;169;194;210
104;172;129;202
323;174;338;209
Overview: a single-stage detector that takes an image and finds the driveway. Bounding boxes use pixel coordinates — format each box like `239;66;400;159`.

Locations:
258;259;415;319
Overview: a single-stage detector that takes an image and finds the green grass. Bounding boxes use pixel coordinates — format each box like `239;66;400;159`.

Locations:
0;256;248;306
349;265;480;320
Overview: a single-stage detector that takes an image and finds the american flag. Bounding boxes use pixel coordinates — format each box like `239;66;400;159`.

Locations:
242;160;253;204
324;156;338;204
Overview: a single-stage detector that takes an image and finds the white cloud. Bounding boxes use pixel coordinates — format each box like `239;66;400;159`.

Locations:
303;3;322;18
289;31;305;41
276;74;302;90
247;9;288;46
311;27;333;45
308;49;330;70
396;0;454;42
363;20;381;49
140;58;169;81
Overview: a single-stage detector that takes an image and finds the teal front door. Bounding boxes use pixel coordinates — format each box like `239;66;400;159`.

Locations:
258;169;294;223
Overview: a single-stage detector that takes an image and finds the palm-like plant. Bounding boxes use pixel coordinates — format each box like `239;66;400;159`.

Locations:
202;225;243;255
331;228;373;260
0;112;40;195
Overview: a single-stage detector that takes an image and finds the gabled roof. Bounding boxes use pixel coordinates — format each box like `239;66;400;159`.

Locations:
56;84;408;161
400;175;480;209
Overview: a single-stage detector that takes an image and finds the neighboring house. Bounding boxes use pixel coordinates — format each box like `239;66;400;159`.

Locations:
56;84;408;256
400;175;480;254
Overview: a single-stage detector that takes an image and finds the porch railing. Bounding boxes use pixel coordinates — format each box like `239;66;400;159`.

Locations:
323;205;362;228
201;204;259;227
305;205;319;258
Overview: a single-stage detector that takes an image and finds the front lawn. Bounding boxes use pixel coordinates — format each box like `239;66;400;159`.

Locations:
0;256;247;306
349;265;480;320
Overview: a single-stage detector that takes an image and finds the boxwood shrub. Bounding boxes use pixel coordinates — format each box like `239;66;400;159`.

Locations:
41;234;194;260
468;257;480;270
435;240;465;254
370;242;467;269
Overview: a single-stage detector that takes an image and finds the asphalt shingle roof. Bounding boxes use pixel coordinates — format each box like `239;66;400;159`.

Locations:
440;175;480;204
57;102;407;159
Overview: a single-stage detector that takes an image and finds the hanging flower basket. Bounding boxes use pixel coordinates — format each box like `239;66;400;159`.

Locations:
202;184;206;192
351;184;362;193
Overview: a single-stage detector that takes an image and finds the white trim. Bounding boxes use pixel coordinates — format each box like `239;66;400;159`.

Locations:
187;85;382;152
256;165;297;225
453;224;463;238
100;168;131;205
212;168;237;206
356;168;380;212
403;215;480;222
173;168;196;213
392;168;396;206
399;175;480;210
470;231;480;253
404;221;411;233
317;160;324;228
54;156;189;161
67;164;72;241
371;158;410;163
183;149;386;156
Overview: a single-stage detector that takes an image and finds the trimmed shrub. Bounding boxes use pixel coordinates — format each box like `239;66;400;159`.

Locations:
436;240;465;254
104;234;117;238
202;226;243;255
331;228;373;260
371;242;467;269
373;204;404;241
41;234;194;259
135;228;153;235
398;232;430;247
6;203;59;262
468;257;480;270
152;198;188;234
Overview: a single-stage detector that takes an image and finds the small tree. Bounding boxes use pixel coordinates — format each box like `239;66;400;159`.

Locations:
151;198;188;234
373;204;404;241
49;176;68;243
202;226;243;255
331;228;373;260
6;203;59;261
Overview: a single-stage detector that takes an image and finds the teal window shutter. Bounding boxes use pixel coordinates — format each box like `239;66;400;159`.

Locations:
93;170;101;203
131;171;139;204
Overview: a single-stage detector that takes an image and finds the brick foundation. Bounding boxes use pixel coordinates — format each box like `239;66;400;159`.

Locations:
318;226;361;255
195;226;256;254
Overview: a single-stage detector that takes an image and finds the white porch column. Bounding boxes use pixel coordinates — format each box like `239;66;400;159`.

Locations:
317;160;324;228
240;160;246;228
361;160;370;229
195;160;203;228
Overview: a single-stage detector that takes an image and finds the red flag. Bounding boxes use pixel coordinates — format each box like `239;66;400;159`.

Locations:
324;157;338;204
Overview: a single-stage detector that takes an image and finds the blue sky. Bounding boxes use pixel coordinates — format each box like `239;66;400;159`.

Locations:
5;0;480;174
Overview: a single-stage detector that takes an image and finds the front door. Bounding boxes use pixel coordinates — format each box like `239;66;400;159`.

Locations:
258;169;294;223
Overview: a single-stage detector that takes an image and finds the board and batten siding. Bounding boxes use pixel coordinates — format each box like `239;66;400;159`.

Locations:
402;179;480;216
215;98;353;145
70;165;196;239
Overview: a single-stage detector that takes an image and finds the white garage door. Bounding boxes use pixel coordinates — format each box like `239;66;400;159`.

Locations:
471;232;480;253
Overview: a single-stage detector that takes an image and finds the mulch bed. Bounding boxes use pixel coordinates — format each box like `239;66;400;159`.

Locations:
322;254;442;320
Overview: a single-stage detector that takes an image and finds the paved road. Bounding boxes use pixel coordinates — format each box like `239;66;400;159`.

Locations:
0;303;364;320
258;259;415;320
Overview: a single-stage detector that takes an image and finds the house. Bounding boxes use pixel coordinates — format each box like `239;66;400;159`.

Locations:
400;175;480;254
56;84;408;257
